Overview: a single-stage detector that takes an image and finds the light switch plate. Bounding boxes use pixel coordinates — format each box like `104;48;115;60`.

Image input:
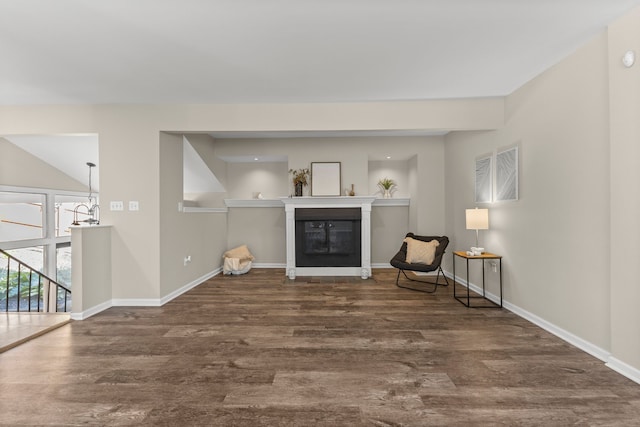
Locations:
110;201;124;211
129;201;139;211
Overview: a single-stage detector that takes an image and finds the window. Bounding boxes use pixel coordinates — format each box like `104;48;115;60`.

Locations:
5;246;44;272
0;187;90;296
0;192;44;242
56;244;72;288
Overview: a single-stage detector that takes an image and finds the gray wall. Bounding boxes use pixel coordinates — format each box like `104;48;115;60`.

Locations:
159;132;228;298
1;5;640;378
371;206;410;264
445;33;610;350
607;7;640;374
226;207;286;264
224;205;409;266
71;226;112;316
215;136;442;265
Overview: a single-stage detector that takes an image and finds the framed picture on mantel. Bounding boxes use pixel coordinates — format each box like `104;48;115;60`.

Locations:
311;162;341;196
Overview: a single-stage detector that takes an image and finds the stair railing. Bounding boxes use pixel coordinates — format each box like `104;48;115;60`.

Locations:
0;249;71;312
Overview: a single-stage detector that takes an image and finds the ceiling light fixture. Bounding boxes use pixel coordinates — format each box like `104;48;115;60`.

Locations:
72;162;100;226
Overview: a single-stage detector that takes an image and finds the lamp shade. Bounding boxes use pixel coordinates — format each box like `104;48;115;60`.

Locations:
466;208;489;230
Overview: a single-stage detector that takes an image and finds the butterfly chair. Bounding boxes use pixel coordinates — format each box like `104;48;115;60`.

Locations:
390;233;450;293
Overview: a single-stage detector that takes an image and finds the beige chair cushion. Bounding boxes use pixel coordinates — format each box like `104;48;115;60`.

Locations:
404;237;439;265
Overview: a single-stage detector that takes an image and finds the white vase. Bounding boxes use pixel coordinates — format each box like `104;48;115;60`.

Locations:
383;189;391;198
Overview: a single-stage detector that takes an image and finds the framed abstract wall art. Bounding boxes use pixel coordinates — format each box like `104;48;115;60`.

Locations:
495;146;518;201
475;154;492;203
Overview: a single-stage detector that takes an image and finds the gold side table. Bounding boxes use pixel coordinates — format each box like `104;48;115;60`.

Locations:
453;251;502;308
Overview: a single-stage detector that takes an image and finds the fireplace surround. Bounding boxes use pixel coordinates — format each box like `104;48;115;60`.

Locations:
282;196;376;279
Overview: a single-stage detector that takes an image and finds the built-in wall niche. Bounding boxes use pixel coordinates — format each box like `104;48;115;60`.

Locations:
217;154;414;201
367;158;412;198
225;161;289;200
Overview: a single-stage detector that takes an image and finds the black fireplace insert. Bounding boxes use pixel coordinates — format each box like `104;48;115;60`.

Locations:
295;208;361;267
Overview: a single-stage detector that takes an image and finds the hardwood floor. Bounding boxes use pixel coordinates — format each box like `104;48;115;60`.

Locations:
1;268;639;426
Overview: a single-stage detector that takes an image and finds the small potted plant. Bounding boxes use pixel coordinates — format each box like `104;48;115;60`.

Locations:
378;177;396;198
289;168;310;196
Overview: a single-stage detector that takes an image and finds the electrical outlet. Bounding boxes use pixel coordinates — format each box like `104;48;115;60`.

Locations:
110;201;124;211
491;261;497;272
184;255;191;266
129;201;139;211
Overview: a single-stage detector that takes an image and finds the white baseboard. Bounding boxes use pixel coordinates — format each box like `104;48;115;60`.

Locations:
606;357;640;385
70;299;113;320
443;270;501;304
73;268;222;319
252;263;286;268
159;268;222;305
372;263;393;269
256;263;395;269
443;269;623;377
253;263;435;274
503;300;611;362
112;298;161;307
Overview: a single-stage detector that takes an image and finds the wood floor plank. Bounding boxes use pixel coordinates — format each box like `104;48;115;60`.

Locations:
0;268;638;426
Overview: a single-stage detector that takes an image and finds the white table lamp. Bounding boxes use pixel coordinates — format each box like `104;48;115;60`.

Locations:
466;208;489;248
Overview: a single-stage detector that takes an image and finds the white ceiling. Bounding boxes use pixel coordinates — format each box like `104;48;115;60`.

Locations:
1;0;639;105
2;1;638;178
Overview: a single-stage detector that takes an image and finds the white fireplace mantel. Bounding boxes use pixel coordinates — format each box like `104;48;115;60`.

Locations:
281;196;376;280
